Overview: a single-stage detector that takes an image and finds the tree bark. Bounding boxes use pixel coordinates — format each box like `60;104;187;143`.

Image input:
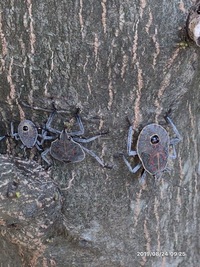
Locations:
0;0;199;266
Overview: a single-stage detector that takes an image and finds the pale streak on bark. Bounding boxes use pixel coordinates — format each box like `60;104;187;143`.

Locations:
161;257;166;267
44;48;54;96
188;104;198;209
152;27;160;69
19;38;27;76
101;0;107;34
133;62;143;129
108;68;113;110
133;189;142;228
119;4;125;31
132;21;143;128
98;117;104;131
178;0;186;13
144;219;151;252
121;54;128;80
139;0;147;18
145;9;153;34
94;33;100;71
61;171;75;191
0;12;7;71
132;21;139;64
25;0;37;104
27;0;36;55
79;0;84;39
164;48;181;71
154;73;171;121
177;157;184;206
87;74;92;94
154;196;161;252
6;57;19;113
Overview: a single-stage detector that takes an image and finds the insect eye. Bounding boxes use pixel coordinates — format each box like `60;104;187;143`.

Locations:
151;135;159;144
23;126;29;132
197;6;200;14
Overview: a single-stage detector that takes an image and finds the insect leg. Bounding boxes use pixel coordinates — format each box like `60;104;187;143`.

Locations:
73;135;101;143
45;111;61;135
165;116;182;159
0;136;6;141
10;122;20;140
127;126;137;156
169;145;177;159
68;113;84;136
38;129;57;146
139;170;147;187
122;155;142;173
41;148;52;166
165;116;182;145
81;145;109;168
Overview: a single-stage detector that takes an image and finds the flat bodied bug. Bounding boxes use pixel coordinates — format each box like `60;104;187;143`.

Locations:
122;116;182;184
41;110;111;168
11;120;52;150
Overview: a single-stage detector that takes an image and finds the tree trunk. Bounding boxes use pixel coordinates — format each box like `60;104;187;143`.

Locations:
0;0;199;266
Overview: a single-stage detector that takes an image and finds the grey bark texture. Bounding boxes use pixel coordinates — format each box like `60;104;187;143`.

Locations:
0;0;199;266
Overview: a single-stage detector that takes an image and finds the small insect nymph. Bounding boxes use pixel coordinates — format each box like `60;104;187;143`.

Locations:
11;120;46;150
122;116;182;184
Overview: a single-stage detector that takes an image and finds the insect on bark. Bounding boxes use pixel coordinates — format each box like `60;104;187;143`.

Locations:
41;110;111;168
122;116;182;185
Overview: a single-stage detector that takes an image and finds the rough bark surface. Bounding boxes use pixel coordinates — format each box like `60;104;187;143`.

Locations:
0;0;199;266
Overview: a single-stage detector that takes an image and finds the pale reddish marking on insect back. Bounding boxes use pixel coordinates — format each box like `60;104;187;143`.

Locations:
101;0;107;34
121;54;128;80
154;197;161;251
144;219;151;251
27;0;36;55
133;189;142;228
145;9;153;34
179;0;186;13
152;28;160;69
79;0;84;39
133;62;143;129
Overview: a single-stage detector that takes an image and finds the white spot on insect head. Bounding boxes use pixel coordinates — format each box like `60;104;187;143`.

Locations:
193;23;200;46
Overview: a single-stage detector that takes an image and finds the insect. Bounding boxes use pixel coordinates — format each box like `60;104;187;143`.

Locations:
122;116;182;184
10;119;51;150
186;1;200;47
41;110;110;168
